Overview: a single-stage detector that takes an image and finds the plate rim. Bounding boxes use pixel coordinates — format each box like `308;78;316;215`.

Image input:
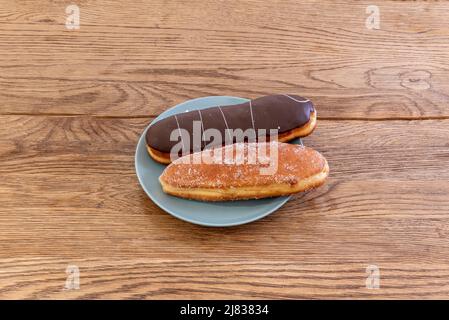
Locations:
134;96;292;227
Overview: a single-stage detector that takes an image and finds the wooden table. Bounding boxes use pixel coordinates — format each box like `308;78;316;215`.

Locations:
1;0;448;299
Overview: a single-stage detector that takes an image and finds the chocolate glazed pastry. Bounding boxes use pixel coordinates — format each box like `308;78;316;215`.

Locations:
146;94;317;164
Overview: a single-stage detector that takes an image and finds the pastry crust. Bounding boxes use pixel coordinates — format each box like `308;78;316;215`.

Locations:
147;110;317;164
159;142;329;201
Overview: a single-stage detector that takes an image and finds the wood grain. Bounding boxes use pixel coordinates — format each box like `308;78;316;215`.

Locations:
1;0;449;117
1;0;449;299
1;116;448;181
1;116;449;298
2;258;449;299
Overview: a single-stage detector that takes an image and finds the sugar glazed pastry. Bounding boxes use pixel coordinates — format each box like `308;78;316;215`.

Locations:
146;94;317;164
159;142;329;201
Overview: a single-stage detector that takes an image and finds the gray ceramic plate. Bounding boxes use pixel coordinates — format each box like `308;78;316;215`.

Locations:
135;96;302;227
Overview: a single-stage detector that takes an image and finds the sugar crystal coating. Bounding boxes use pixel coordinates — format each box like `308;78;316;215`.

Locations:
160;142;326;188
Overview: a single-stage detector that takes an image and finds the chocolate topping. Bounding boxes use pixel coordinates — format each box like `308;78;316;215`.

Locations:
146;94;314;153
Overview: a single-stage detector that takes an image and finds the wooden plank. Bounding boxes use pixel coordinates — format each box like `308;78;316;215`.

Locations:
1;258;449;299
1;174;449;261
1;1;449;117
0;116;448;180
